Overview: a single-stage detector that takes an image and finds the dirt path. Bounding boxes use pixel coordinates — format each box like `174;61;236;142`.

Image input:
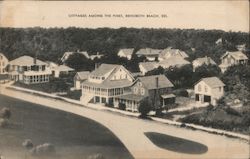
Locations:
1;87;249;159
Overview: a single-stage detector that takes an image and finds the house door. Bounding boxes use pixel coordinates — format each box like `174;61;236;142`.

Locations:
195;94;199;101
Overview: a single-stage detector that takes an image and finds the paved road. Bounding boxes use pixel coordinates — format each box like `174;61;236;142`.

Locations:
1;87;249;159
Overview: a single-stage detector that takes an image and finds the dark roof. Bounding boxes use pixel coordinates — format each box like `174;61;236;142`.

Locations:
137;75;174;89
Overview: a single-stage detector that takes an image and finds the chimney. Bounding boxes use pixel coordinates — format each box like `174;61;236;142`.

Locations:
95;63;99;70
155;76;159;88
34;55;37;65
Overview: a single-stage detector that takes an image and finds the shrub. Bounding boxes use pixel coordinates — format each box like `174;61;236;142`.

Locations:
180;123;186;127
30;143;56;156
174;89;189;97
0;107;11;119
118;103;126;110
87;153;105;159
105;103;113;108
0;118;9;128
22;139;34;150
224;107;242;117
138;98;152;118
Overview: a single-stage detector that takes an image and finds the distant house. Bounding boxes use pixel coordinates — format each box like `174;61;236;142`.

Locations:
114;75;175;112
89;52;104;60
61;51;89;63
51;65;75;78
74;71;90;90
236;44;246;51
81;64;134;105
8;56;51;84
0;53;8;74
139;62;158;75
136;48;162;61
219;51;248;73
159;47;189;61
192;56;217;71
194;77;225;106
117;48;134;60
158;57;191;69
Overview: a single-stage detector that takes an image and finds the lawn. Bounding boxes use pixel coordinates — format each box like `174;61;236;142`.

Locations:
144;132;208;154
0;95;133;159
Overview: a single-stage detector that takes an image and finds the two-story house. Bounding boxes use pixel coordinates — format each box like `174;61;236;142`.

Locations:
114;75;175;112
81;64;134;105
117;48;134;60
192;56;217;72
219;51;248;73
0;53;8;74
8;56;52;84
194;77;225;106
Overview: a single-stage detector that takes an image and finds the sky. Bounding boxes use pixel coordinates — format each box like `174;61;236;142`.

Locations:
0;1;249;32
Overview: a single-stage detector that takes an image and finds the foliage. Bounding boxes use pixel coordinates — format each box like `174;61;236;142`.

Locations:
30;143;56;156
118;103;126;110
87;153;106;159
22;139;34;150
0;118;9;128
65;53;95;71
138;97;152;118
173;89;189;97
0;107;11;119
0;27;248;66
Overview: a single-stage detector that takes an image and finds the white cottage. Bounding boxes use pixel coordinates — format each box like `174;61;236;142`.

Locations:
219;51;248;73
117;48;134;60
194;77;225;106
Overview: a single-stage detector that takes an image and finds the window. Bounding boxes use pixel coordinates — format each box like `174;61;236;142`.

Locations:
141;88;145;95
102;77;105;80
205;86;207;92
219;87;222;92
134;87;138;94
198;85;201;92
138;82;142;87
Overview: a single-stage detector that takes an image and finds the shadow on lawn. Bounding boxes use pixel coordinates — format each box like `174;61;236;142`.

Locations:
145;132;208;154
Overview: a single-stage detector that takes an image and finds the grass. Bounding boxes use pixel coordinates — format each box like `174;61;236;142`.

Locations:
144;132;208;154
0;94;133;159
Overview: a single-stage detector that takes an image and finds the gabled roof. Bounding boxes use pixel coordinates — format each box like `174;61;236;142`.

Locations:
75;71;90;80
139;62;158;71
55;65;74;72
0;53;8;61
9;56;46;66
137;74;174;90
159;57;190;68
90;64;120;76
119;48;134;56
195;77;225;88
193;56;217;65
136;48;162;56
159;47;189;59
221;51;248;60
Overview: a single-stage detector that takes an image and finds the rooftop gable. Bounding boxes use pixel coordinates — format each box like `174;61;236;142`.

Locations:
221;51;248;60
195;77;225;88
137;74;174;90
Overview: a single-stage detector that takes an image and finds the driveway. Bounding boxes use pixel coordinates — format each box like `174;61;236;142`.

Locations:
1;87;249;159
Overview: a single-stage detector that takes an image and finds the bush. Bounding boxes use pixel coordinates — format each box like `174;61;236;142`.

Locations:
0;107;11;119
224;107;242;117
138;98;152;118
174;89;189;97
30;143;56;156
87;153;106;159
105;103;114;108
22;139;34;150
0;118;9;128
118;103;126;110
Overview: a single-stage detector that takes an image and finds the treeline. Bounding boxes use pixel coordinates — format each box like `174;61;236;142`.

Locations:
0;27;249;63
